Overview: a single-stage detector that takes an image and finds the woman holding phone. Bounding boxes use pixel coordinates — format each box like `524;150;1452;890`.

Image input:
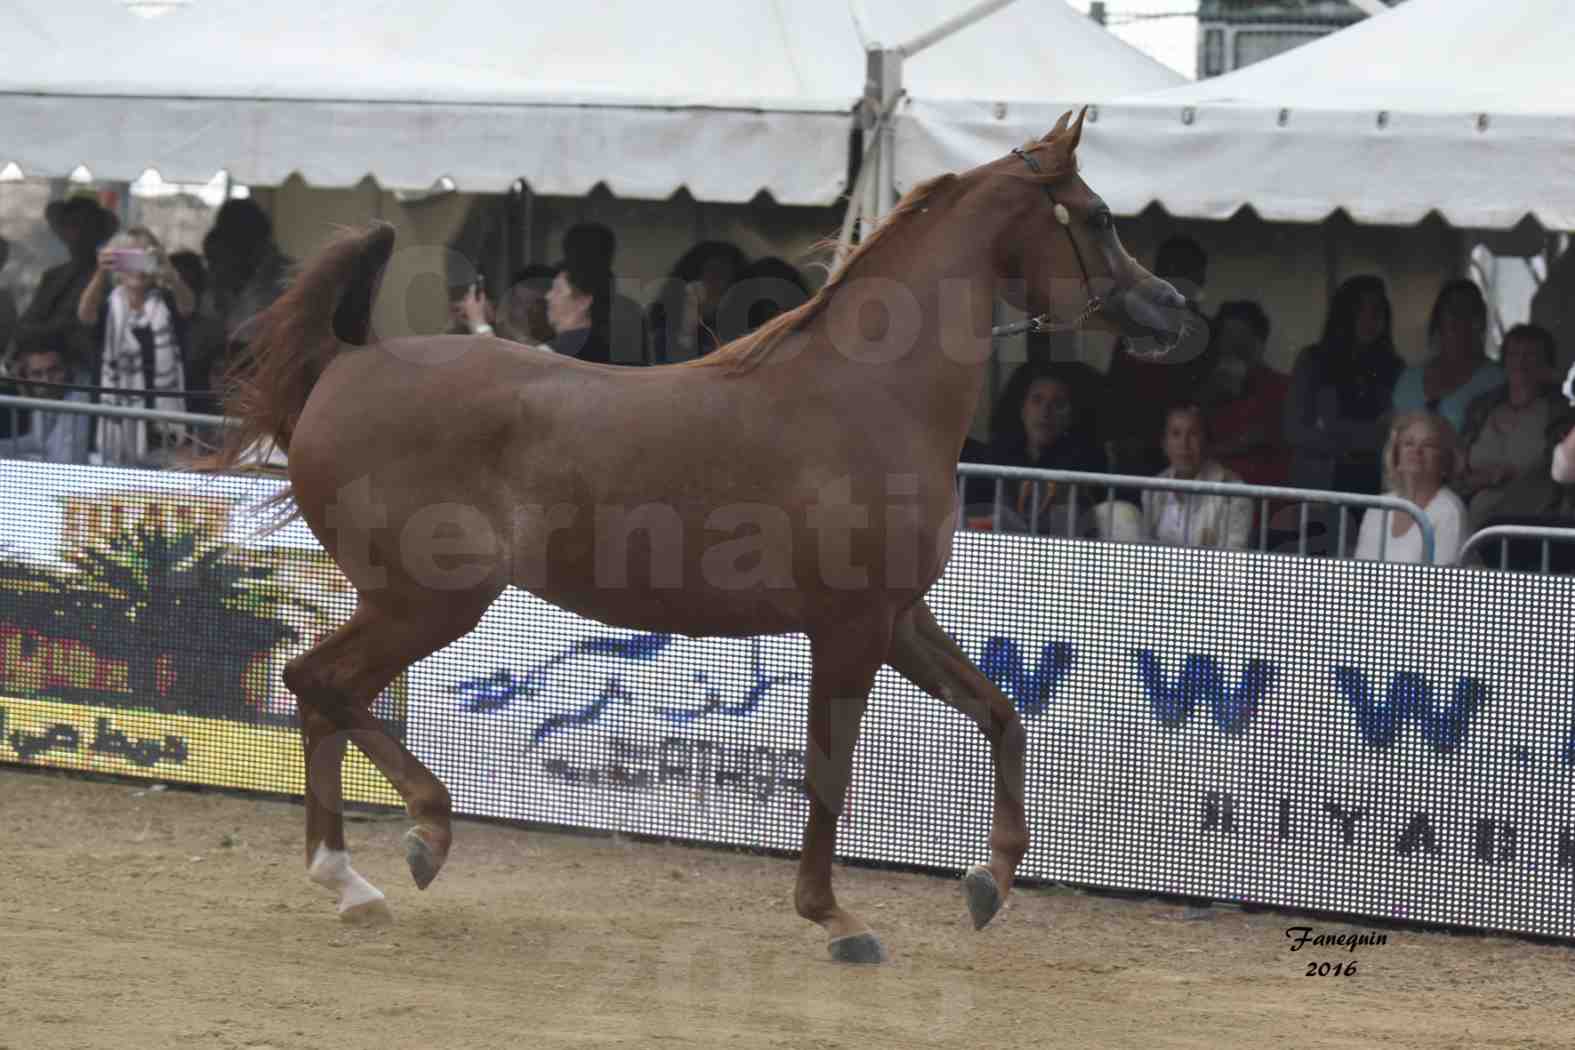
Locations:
76;225;198;466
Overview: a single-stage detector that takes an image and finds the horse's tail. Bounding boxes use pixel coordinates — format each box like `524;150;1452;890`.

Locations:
194;221;396;525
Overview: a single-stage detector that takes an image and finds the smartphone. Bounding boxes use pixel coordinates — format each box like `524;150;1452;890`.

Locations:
472;274;486;298
111;249;158;275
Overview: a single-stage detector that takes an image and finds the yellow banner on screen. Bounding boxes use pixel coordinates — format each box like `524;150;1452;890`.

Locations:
0;695;398;806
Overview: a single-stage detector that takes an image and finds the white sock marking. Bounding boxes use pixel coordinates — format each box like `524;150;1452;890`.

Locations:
308;844;386;914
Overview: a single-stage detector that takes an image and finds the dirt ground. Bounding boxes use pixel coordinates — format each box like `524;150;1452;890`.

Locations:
2;767;1573;1050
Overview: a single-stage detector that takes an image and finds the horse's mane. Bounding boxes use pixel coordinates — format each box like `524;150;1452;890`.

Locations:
682;129;1079;377
679;173;960;376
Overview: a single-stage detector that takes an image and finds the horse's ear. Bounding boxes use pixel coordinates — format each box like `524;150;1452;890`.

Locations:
1043;110;1073;141
1068;105;1088;152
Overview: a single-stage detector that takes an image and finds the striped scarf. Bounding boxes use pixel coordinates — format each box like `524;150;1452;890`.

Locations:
98;285;185;466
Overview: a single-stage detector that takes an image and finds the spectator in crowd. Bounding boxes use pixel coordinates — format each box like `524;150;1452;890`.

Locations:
1456;323;1568;530
0;235;17;359
1461;358;1575;566
14;195;119;371
562;223;647;365
0;341;92;463
1392;279;1504;433
544;257;614;364
76;225;196;466
1141;401;1253;550
1554;361;1575;485
199;199;293;389
0;361;18;441
1284;274;1405;495
448;265;490;336
1531;246;1575;372
1353;410;1466;564
165;249;222;414
962;361;1142;539
456;264;560;351
167;250;207;315
497;264;558;347
1101;235;1212;476
647;240;749;363
1197;300;1292;488
727;256;810;333
451;266;493;336
1457;411;1575;570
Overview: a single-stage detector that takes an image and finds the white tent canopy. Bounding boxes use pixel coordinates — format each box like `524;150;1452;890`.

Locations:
895;0;1575;231
857;0;1182;102
1;0;1180;205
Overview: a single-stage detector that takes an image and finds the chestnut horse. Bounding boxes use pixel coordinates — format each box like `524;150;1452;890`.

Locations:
205;109;1191;964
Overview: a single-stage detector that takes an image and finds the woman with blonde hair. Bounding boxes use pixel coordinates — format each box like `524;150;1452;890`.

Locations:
1353;410;1467;564
76;224;197;466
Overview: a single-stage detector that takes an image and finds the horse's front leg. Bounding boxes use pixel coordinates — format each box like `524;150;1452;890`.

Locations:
887;599;1027;931
795;619;889;963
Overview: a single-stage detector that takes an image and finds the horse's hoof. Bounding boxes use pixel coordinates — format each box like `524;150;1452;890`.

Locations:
404;827;446;890
340;895;393;926
827;931;887;965
962;864;1003;930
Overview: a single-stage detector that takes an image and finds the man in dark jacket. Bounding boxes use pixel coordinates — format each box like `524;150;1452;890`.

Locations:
14;195;119;371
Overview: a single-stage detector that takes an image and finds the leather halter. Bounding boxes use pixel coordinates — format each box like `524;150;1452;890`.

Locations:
988;146;1106;338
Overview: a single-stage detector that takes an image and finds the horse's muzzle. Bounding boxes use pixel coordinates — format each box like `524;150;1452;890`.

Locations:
1105;276;1202;361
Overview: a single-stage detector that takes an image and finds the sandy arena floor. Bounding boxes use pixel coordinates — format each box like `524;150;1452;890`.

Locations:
2;765;1573;1050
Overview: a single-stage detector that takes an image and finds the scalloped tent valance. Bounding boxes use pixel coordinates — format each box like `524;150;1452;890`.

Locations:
0;0;1181;205
895;0;1575;231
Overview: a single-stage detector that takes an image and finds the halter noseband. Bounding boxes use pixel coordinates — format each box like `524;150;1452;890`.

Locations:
988;146;1105;338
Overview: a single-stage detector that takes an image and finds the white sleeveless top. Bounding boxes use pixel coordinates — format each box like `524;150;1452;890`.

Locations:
1353;488;1466;565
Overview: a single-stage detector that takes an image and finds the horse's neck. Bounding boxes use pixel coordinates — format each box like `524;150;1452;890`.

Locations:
799;225;999;454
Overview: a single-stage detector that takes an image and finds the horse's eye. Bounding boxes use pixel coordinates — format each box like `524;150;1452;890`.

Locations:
1091;211;1113;231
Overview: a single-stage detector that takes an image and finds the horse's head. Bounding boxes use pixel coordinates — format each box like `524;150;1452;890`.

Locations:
988;108;1199;359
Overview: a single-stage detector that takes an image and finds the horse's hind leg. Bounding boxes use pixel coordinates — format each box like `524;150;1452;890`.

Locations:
298;702;389;924
796;618;890;963
286;594;494;919
887;599;1027;932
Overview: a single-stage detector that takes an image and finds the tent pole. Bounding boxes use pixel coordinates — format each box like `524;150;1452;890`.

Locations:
862;96;883;237
839;89;902;261
867;48;903;219
505;180;525;279
864;0;1019;220
1324;216;1341;308
834;160;868;269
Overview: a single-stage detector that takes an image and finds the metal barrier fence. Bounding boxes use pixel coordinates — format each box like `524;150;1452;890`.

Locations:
956;462;1436;563
1458;524;1575;573
0;392;228;429
16;390;1567;570
0;393;290;477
